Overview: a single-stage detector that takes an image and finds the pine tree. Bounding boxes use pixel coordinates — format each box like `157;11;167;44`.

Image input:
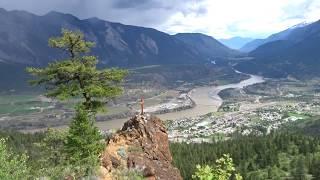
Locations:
64;105;104;176
27;29;127;112
293;156;308;180
35;129;68;178
27;29;127;177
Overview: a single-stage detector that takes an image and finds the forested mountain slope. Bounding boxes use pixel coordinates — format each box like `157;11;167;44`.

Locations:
237;20;320;78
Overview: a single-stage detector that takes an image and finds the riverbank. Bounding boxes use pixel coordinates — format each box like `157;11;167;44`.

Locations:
94;70;265;131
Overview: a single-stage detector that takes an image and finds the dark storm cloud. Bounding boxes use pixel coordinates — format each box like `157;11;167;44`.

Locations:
0;0;207;29
111;0;206;10
112;0;156;9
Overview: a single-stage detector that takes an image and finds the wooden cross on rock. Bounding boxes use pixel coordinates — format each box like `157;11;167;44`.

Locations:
140;97;144;115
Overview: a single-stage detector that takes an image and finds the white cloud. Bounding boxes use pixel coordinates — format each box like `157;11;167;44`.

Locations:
159;0;320;38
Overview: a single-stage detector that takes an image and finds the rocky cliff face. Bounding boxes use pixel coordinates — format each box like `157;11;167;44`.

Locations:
99;114;182;180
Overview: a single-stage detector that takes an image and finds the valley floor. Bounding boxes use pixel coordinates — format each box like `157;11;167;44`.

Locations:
95;69;265;131
0;64;247;131
1;64;320;139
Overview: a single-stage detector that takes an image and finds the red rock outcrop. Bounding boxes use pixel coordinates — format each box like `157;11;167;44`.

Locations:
100;114;182;180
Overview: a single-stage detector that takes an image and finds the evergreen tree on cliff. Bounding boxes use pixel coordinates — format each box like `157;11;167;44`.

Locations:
27;29;127;176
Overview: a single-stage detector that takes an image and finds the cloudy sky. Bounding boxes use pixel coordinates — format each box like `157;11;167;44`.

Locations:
0;0;319;38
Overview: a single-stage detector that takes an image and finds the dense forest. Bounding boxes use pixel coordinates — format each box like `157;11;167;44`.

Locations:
170;132;320;179
2;130;320;179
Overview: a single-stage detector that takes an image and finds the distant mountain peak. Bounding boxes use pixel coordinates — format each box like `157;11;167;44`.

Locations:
85;17;100;21
174;33;240;58
43;10;79;20
240;21;318;52
218;37;254;50
45;10;61;16
175;32;214;38
0;8;36;18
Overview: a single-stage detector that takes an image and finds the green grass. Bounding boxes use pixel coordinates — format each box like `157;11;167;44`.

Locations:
98;106;129;115
0;94;37;104
286;112;310;119
0;102;52;116
0;94;53;116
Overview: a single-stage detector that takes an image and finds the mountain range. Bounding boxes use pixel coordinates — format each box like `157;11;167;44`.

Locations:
0;7;320;87
0;8;241;90
0;8;236;67
240;22;311;52
236;20;320;78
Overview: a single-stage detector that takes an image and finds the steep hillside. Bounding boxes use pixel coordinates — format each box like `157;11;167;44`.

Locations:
0;8;243;90
240;39;265;52
249;40;295;58
240;22;311;52
174;33;240;59
236;20;320;78
0;8;204;67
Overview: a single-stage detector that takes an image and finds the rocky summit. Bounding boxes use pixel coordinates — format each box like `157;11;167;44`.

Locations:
99;114;182;180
